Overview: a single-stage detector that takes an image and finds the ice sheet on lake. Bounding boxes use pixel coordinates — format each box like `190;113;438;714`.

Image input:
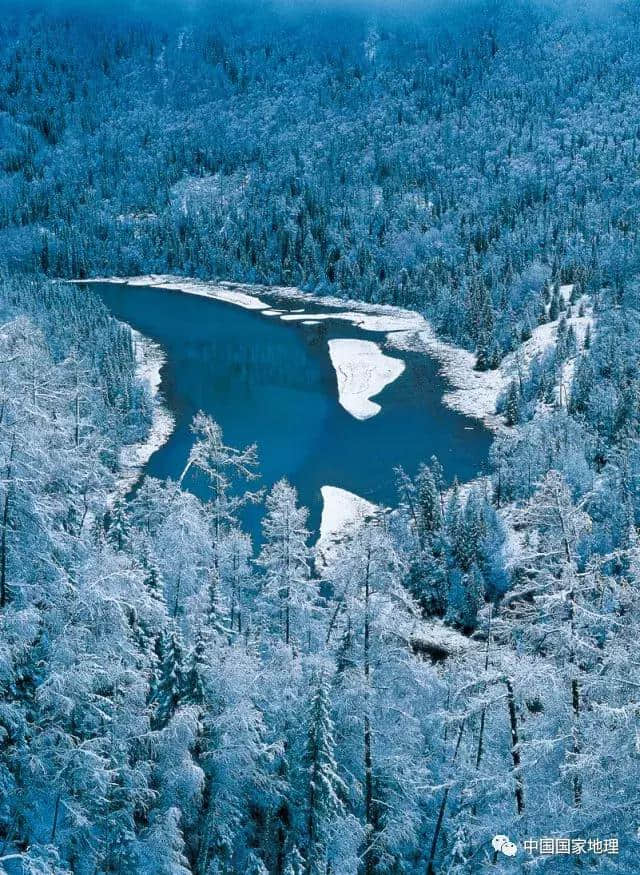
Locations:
319;485;377;540
328;338;405;420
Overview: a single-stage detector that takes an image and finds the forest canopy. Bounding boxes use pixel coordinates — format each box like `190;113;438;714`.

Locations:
1;1;640;873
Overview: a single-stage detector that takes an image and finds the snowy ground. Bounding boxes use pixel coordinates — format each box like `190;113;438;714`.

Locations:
124;275;269;310
328;339;405;420
71;275;268;309
410;618;478;658
114;330;175;500
388;284;594;428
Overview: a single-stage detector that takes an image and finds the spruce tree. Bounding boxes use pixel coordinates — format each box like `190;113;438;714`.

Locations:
474;332;490;371
205;565;227;637
143;561;165;606
505;379;521;426
305;675;346;875
429;456;446;515
446;562;485;631
258;479;312;646
108;498;130;551
183;629;207;707
151;628;185;730
246;854;269;875
416;465;442;538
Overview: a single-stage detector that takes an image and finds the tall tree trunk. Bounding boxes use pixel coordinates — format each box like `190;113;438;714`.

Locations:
285;513;291;645
74;360;80;448
173;571;182;618
505;677;525;815
363;544;375;875
567;579;582;807
571;676;582;806
230;550;239;631
274;746;290;875
474;606;493;770
0;435;15;610
426;720;465;875
472;608;493;818
195;772;215;875
285;587;290;646
50;792;61;842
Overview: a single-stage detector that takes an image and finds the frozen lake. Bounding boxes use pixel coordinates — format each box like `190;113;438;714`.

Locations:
90;281;492;539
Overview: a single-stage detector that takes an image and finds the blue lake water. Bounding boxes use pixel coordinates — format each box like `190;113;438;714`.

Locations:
90;282;492;540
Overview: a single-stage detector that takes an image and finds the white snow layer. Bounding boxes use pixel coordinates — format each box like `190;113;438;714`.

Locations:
319;486;378;542
328;339;405;420
71;275;268;310
115;330;175;499
388;287;594;428
124;275;268;310
316;486;382;567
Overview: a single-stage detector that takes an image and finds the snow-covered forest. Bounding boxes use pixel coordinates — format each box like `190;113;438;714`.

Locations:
1;0;640;872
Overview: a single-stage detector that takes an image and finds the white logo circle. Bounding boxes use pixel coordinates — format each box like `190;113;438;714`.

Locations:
502;841;518;857
492;835;517;856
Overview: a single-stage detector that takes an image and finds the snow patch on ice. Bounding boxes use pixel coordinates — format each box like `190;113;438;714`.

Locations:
72;276;128;284
128;276;269;310
328;338;405;420
316;486;379;565
319;486;378;541
280;310;419;332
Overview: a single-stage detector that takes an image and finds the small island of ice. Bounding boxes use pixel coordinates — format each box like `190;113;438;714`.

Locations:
319;485;378;542
328;338;405;420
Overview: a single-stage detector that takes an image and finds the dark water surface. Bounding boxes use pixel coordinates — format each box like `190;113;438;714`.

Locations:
90;282;492;538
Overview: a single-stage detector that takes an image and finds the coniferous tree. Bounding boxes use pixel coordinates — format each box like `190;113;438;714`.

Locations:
505;379;521;426
416;465;442;540
445;563;484;631
305;675;347;875
183;629;207;708
180;412;260;547
151;628;185;730
108;497;130;551
258;479;312;646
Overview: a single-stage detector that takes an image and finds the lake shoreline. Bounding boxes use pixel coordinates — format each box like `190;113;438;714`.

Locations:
68;274;508;431
69;275;496;539
115;329;175;499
